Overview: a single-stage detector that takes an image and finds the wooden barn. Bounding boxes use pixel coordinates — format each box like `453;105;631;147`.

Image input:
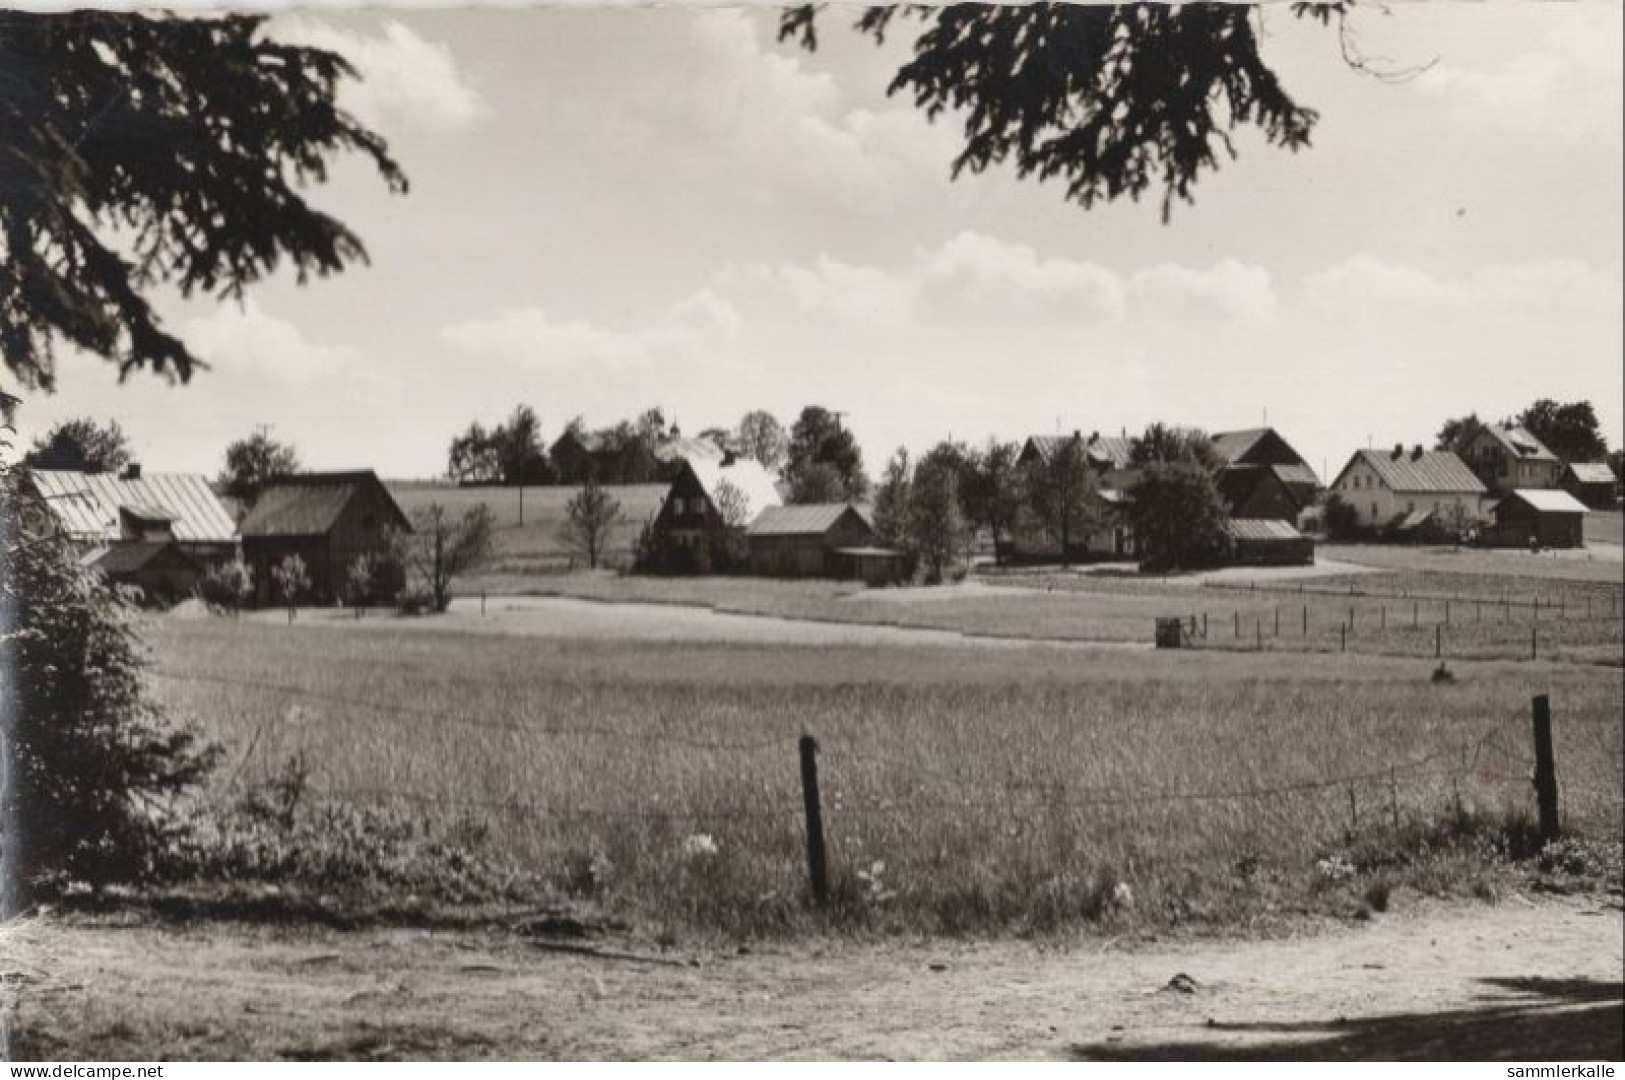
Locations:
1482;489;1590;549
82;542;204;602
1216;465;1304;523
1561;461;1618;510
1210;428;1321;516
238;470;410;604
1226;518;1314;566
746;503;903;582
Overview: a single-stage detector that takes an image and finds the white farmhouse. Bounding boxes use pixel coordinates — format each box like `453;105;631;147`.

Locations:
1330;446;1487;535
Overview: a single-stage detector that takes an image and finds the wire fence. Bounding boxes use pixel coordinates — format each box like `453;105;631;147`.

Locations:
149;666;1625;861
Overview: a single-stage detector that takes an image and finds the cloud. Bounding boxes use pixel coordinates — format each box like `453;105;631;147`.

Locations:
272;17;487;133
1305;256;1622;315
182;300;360;386
1413;10;1622;137
1127;261;1281;329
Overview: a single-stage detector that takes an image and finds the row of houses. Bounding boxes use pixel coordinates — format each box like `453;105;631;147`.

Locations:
27;465;408;603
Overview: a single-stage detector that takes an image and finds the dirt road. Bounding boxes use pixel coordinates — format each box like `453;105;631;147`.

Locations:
5;893;1620;1061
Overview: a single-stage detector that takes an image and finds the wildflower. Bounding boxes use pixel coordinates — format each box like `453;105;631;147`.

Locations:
682;833;719;857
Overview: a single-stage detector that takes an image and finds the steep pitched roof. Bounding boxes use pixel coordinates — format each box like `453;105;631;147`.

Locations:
685;456;782;524
1564;461;1616;484
28;468;237;543
85;541;199;575
748;503;870;538
1482;425;1558;462
238;470;408;538
1502;489;1590;515
1335;450;1487;495
1211;428;1271;465
1022;432;1132;469
653;435;724;465
1226;518;1305;541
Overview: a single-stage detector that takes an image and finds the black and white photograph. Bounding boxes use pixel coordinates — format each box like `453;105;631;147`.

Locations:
1;0;1622;1065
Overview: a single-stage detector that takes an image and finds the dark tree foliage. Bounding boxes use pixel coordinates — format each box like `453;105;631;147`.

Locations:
786;406;869;502
23;415;132;473
961;439;1023;564
0;11;406;402
219;430;300;506
1126;463;1231;572
1;461;220;898
1023;436;1100;566
1435;412;1486;456
1516;399;1609;463
1130;422;1222;472
782;3;1340;219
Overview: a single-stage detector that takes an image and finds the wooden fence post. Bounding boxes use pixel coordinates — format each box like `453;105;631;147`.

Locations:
1530;624;1537;661
1413;599;1419;628
1274;607;1280;637
1388;766;1400;831
1445;599;1451;626
1348;605;1354;631
799;735;830;907
1302;605;1308;636
1255;619;1262;651
1347;785;1358;833
1340;624;1346;652
1435;624;1441;659
1203;612;1208;639
481;591;487;617
1530;695;1559;843
1381;605;1386;630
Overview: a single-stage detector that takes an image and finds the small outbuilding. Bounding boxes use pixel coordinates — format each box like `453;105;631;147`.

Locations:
1226;518;1314;566
82;542;204;603
746;503;898;580
651;453;782;571
1483;489;1590;549
239;470;410;604
1561;462;1618;510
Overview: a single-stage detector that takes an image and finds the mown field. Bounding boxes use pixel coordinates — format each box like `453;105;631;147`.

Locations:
388;481;667;574
145;614;1624;937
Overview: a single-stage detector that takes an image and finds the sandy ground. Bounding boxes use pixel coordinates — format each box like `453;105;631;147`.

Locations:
4;894;1620;1061
244;595;1152;651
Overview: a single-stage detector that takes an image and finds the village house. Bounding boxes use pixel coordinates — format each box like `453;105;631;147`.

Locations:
1209;427;1321;523
650;452;782;571
27;464;238;600
1561;461;1618;510
1329;446;1486;540
1017;430;1133;474
651;432;724;482
238;470;410;604
1483;489;1590;549
746;504;905;584
1226;518;1315;566
1460;424;1563;494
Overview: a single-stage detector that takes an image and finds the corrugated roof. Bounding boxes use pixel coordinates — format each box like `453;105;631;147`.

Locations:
1226;518;1305;541
88;542;195;575
1483;425;1558;462
1339;450;1486;495
1565;462;1616;484
29;469;237;543
1504;489;1590;514
1023;433;1133;469
1270;463;1322;488
748;503;864;537
239;471;407;538
685;456;782;523
653;436;724;464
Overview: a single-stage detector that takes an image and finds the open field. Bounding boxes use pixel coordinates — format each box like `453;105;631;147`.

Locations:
388;481;666;573
456;566;1624;664
1319;542;1623;584
7;893;1621;1060
144;612;1624;938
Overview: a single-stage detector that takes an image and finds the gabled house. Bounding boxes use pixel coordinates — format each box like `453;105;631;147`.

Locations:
1018;431;1133;473
651;433;724;481
238;470;410;604
746;503;904;583
1210;427;1321;518
1329;447;1486;539
1461;424;1562;494
651;453;782;571
1561;461;1618;510
1484;489;1590;549
27;464;237;598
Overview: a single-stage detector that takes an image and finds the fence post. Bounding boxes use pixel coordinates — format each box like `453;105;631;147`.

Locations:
1389;766;1400;831
1381;605;1386;630
1347;785;1358;833
1530;695;1559;843
1348;605;1354;631
481;591;487;617
1302;605;1308;636
1413;599;1419;628
1477;599;1482;623
1445;599;1451;626
799;735;829;907
1255;619;1261;651
1530;624;1537;661
1435;624;1442;659
1340;624;1346;652
1203;612;1208;638
1274;607;1280;637
1235;611;1240;639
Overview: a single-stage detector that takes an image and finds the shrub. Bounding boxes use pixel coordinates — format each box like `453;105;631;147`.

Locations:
1;469;220;900
198;559;253;613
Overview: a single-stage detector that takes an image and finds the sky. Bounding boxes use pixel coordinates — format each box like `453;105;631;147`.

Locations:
12;3;1624;484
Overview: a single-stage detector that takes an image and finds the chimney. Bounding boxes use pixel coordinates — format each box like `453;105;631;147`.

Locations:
1411;445;1425;461
1072;429;1082;441
1088;431;1099;444
120;462;142;481
1391;444;1404;460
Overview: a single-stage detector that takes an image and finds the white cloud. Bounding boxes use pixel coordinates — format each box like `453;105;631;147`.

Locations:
1305;256;1622;315
272;17;487;133
1127;261;1281;329
182;300;359;386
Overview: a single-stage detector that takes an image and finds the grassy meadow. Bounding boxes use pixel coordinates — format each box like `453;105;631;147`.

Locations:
145;613;1624;937
388;481;667;574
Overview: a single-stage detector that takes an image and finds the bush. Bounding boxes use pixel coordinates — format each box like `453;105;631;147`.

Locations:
1;470;220;899
197;559;253;612
1322;494;1360;542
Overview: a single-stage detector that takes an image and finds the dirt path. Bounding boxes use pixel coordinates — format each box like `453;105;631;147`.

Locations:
5;894;1620;1061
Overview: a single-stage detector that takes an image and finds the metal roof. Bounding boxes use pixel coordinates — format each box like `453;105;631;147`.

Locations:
1226;518;1305;541
1503;489;1590;515
1337;449;1487;495
29;469;237;543
1270;463;1322;488
238;471;408;538
1023;432;1133;469
1565;462;1616;484
747;503;867;537
1211;429;1271;464
684;456;782;524
653;436;724;464
1482;425;1558;462
87;542;197;575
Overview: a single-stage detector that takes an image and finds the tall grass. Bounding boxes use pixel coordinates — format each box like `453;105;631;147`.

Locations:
145;618;1625;936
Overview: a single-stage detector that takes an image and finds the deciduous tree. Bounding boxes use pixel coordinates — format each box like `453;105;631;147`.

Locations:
219;431;300;506
23;416;132;473
1127;465;1231;572
786;406;868;502
1517;399;1609;463
737;410;789;473
558;478;622;571
395;503;493;613
1024;437;1100;566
